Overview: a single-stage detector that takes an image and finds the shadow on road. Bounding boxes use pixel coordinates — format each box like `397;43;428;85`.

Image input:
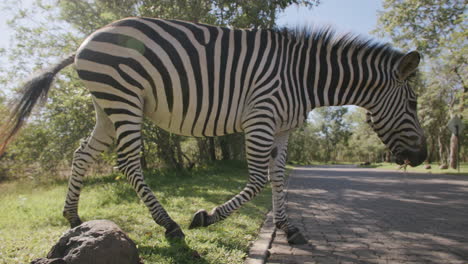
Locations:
268;166;468;263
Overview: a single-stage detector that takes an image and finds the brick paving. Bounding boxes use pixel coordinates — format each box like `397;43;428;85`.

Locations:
266;166;468;264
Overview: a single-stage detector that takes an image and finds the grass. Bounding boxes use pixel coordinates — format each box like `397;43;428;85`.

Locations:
360;162;468;175
0;161;272;264
287;160;467;176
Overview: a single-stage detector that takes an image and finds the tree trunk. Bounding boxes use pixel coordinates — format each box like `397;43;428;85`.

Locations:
438;135;446;165
173;135;184;170
385;151;391;162
196;138;207;163
196;138;215;163
141;137;147;170
449;133;458;169
218;136;231;160
427;135;436;163
208;137;216;161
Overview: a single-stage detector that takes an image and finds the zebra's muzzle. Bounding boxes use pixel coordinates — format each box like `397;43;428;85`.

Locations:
395;145;427;167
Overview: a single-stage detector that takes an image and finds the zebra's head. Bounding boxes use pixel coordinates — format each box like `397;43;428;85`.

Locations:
366;51;426;166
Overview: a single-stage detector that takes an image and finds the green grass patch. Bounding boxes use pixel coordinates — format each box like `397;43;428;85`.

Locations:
0;161;272;264
360;162;468;176
287;161;358;166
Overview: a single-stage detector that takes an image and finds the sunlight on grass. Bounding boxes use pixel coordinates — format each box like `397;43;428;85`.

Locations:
363;162;468;176
0;161;271;264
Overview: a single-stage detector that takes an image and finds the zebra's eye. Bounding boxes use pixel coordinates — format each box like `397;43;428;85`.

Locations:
408;100;417;111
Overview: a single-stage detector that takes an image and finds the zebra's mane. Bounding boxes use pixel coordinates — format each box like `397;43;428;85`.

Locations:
272;25;405;61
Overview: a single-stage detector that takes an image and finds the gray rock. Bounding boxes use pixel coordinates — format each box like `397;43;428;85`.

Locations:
31;220;141;264
439;164;448;169
30;258;66;264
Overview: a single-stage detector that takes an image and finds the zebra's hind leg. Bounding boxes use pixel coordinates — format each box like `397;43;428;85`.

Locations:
113;119;184;240
190;116;274;229
269;131;307;245
63;105;114;227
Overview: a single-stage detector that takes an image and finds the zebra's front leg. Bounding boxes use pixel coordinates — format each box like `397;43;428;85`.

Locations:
115;126;184;240
269;131;307;245
190;118;274;229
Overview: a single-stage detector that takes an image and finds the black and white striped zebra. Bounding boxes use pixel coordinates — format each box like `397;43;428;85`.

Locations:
1;17;426;244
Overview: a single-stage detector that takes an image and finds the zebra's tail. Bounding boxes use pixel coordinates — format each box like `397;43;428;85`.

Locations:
0;54;76;157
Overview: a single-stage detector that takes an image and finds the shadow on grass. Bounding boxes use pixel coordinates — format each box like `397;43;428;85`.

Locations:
138;239;210;264
82;160;253;208
357;164;380;168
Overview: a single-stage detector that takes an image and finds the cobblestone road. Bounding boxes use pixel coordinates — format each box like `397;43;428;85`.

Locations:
267;166;468;264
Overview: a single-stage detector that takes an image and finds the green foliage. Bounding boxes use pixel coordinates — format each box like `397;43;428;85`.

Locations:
288;122;322;164
3;68;95;175
288;107;385;164
365;162;468;176
314;107;352;162
375;0;466;57
344;108;387;163
0;161;272;264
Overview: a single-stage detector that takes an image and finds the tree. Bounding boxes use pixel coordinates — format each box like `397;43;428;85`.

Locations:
374;0;467;164
313;107;352;162
288;121;322;164
344;108;387;163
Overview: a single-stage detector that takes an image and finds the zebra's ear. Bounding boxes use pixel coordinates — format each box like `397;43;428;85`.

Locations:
397;51;420;80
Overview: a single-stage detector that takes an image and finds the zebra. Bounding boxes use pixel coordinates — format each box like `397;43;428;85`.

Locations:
0;17;426;244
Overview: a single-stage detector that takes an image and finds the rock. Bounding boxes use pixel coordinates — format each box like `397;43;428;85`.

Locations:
439;164;448;170
425;164;431;169
31;220;140;264
30;259;66;264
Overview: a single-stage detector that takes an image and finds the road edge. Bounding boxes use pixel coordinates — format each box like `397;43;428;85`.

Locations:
244;211;276;264
245;168;295;264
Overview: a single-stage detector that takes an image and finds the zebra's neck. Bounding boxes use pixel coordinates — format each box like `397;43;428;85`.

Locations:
279;32;399;112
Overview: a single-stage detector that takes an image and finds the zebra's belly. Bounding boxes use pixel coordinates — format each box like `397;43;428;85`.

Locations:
144;91;245;137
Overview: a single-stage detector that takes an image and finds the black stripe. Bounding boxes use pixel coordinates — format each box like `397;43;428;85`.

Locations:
213;27;231;136
337;43;352;103
142;19;203;131
224;29;243;134
77;48;148;92
202;26;219;136
104;108;140;117
114;120;140;130
91;91;140;109
317;37;328;106
328;44;340;105
297;40;309;119
94;28;173;112
77;70;140;100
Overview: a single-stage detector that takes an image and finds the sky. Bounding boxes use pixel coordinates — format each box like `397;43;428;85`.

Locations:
278;0;383;37
0;0;385;51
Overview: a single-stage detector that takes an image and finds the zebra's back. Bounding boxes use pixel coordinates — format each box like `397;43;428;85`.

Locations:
75;17;282;137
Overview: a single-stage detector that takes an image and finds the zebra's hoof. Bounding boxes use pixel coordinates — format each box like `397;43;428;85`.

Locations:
69;218;83;228
287;230;307;245
165;227;185;240
189;209;209;229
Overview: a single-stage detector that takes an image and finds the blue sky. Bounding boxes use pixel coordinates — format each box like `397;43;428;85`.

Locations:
278;0;383;37
0;0;384;51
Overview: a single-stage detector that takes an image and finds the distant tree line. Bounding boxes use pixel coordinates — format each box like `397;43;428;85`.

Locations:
288;107;388;165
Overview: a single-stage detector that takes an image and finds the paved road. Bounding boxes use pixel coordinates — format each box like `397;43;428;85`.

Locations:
266;166;468;264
